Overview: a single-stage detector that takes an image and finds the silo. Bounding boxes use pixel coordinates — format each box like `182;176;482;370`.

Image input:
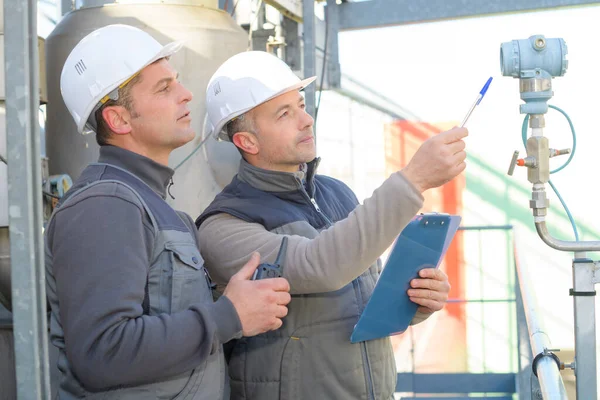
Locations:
45;0;245;217
0;2;247;395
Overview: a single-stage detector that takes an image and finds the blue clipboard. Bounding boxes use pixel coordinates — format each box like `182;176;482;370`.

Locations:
350;213;461;343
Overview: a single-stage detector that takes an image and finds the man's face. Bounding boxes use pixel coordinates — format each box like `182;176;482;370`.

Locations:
127;59;194;155
250;90;316;172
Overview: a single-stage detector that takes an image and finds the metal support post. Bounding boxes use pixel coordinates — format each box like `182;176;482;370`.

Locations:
4;0;51;398
571;257;597;399
282;17;301;72
302;0;316;118
325;0;340;88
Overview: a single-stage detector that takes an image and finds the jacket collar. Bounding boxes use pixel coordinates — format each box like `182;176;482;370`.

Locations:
98;145;174;199
237;157;320;194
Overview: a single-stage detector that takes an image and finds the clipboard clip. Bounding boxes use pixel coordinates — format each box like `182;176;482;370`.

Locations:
417;212;450;226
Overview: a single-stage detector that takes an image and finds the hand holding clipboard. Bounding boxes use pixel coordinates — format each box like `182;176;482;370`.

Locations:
351;213;461;343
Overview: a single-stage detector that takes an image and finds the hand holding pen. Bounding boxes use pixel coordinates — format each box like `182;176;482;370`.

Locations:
402;77;491;192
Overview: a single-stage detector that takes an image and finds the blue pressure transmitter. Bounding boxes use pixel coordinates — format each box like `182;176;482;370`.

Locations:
252;237;288;280
500;35;568;114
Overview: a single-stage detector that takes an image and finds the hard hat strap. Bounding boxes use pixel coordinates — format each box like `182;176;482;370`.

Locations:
85;70;142;134
98;71;140;105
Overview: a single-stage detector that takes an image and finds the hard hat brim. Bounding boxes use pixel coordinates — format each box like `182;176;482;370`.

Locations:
152;40;184;66
78;40;184;134
215;75;317;142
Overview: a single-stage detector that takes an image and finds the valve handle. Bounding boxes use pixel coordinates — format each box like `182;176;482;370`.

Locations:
508;150;520;176
549;148;571;158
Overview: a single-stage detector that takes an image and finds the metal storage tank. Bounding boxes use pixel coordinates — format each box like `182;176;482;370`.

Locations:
0;2;247;395
45;0;246;217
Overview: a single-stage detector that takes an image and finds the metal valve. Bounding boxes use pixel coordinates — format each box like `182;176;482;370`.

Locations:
549;148;571;158
508;147;571;176
508;151;537;175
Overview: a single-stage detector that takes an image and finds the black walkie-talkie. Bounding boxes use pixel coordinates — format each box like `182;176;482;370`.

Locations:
251;237;288;280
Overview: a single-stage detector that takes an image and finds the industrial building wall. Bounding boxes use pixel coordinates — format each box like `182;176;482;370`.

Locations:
313;90;390;202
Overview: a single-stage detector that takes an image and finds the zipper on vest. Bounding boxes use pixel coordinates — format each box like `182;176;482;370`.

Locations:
309;197;333;226
295;177;333;227
352;280;376;400
361;340;375;400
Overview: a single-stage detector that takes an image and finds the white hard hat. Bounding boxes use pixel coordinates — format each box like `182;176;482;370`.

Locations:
60;24;183;134
206;51;316;141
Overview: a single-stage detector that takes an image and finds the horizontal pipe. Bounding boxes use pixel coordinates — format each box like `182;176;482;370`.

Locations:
446;298;516;304
459;225;513;231
535;220;600;252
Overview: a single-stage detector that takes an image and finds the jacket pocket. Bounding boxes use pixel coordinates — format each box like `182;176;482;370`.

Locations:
165;242;212;313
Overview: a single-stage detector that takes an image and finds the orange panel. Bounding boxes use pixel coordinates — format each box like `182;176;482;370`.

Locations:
384;120;467;372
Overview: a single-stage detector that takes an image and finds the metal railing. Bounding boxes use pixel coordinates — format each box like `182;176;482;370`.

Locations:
396;225;569;400
514;237;569;400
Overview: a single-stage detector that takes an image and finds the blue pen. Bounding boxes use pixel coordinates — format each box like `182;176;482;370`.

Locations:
460;77;493;127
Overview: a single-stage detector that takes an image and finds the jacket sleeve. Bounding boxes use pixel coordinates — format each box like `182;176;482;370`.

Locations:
199;171;424;295
47;186;241;391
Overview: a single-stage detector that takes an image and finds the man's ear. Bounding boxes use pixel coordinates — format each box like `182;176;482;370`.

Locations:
101;105;132;135
232;131;259;155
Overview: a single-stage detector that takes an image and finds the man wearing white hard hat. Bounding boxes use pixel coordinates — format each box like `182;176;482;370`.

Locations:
45;26;291;399
196;51;467;399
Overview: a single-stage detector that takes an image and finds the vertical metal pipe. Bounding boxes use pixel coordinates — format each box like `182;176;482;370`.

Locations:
571;258;597;399
4;0;51;398
325;0;340;88
507;231;515;373
302;0;316;118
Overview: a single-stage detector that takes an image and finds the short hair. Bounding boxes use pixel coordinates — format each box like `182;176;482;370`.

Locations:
94;73;143;146
226;113;257;157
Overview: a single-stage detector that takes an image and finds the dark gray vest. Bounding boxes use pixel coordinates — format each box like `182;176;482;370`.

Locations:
197;167;396;400
46;164;226;399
